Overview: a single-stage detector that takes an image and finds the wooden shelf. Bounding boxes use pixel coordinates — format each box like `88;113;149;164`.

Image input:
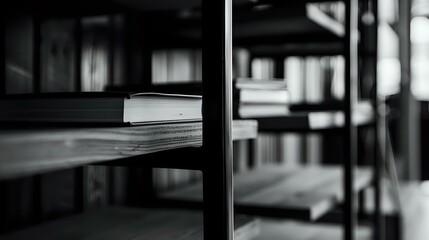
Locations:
233;4;344;46
254;218;371;240
149;3;344;48
0;120;256;180
5;0;341;13
243;101;374;132
288;101;345;111
250;42;344;58
159;165;373;221
0;207;260;240
251;111;373;132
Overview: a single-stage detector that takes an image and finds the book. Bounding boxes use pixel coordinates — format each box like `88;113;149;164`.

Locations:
240;89;289;104
235;78;289;104
235;78;288;90
234;78;290;118
0;92;202;124
239;104;290;118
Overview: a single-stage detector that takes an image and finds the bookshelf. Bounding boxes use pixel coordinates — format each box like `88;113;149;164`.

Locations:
1;0;237;240
224;1;380;240
129;1;382;240
0;0;386;240
159;165;373;221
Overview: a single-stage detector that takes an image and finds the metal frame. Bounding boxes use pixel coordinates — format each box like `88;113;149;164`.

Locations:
1;16;4;96
202;0;234;239
371;0;383;239
248;1;382;240
399;0;419;181
344;0;359;239
32;14;41;93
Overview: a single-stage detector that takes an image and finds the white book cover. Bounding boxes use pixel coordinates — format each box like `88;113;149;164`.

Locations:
285;57;305;103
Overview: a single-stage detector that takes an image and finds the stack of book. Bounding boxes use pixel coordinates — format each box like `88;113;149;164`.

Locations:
234;78;290;118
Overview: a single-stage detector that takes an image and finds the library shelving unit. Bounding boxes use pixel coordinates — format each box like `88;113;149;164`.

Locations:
237;1;382;240
154;1;383;240
0;0;243;240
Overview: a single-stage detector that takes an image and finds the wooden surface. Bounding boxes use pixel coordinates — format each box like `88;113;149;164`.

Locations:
252;101;374;132
0;207;260;240
147;3;343;48
250;42;344;58
160;165;373;221
233;4;344;45
0;120;256;180
254;218;371;240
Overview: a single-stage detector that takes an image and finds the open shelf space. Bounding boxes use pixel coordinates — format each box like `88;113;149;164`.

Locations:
0;120;256;180
254;218;371;240
159;165;373;221
0;207;260;240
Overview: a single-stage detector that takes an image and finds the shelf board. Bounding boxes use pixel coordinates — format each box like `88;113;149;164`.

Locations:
289;101;345;111
254;218;371;240
250;42;344;58
159;165;373;221
247;101;374;132
233;4;344;46
149;3;344;48
7;0;340;13
0;120;256;180
0;207;260;240
107;83;203;96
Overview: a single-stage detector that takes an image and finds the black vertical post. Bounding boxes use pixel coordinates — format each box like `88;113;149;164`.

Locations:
108;15;115;87
247;54;253;78
399;0;418;181
372;0;383;239
74;16;83;212
31;14;43;221
274;57;284;79
1;14;5;96
202;0;233;240
74;167;84;212
141;15;152;89
247;139;255;168
344;0;359;239
33;14;41;93
74;17;82;91
273;57;284;165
